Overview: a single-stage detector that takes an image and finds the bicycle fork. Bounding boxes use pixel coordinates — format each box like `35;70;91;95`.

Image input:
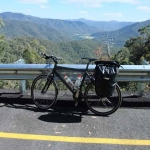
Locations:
41;74;53;94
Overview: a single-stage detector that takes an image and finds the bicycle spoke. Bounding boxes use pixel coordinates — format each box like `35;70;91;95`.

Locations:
31;75;57;110
85;82;122;116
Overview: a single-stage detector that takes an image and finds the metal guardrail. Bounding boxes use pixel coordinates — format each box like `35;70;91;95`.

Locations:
0;63;150;95
0;64;149;81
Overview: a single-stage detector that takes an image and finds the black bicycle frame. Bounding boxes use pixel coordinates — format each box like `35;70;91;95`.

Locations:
48;60;93;95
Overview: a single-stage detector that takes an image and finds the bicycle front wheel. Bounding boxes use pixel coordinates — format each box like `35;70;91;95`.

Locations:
84;82;122;116
31;75;58;110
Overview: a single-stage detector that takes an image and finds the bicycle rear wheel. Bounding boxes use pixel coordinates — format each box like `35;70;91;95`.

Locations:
31;75;58;110
84;82;122;116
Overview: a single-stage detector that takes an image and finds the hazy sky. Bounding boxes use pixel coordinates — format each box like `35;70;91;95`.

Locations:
1;0;150;22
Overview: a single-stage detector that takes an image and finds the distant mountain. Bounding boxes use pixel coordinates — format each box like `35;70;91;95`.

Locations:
0;12;149;46
91;19;150;47
69;18;135;31
0;12;99;35
0;20;70;41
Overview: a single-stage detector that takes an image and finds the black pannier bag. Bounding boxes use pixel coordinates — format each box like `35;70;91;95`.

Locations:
94;61;120;98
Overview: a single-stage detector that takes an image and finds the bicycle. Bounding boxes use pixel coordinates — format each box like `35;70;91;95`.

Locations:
31;52;122;116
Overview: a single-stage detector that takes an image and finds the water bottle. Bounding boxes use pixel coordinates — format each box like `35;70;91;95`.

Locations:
64;75;74;88
74;74;82;89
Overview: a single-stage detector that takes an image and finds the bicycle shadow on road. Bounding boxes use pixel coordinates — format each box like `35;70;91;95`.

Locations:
0;94;99;123
38;107;87;123
4;100;94;123
37;103;110;123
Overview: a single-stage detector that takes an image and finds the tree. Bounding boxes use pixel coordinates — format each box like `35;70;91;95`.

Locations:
0;18;7;62
124;24;150;64
113;47;133;64
23;47;45;64
93;46;110;61
23;47;37;64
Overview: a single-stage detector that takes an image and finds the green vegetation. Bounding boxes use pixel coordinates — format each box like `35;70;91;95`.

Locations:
0;19;7;61
1;12;150;91
92;19;150;48
0;12;99;38
0;20;71;42
124;25;150;64
113;24;150;91
1;16;150;66
0;37;105;64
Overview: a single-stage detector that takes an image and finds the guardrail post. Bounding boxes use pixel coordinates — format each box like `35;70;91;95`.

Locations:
14;59;26;94
137;60;149;96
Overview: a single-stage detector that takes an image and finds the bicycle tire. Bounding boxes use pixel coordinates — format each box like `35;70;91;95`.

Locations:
84;82;122;116
31;75;58;110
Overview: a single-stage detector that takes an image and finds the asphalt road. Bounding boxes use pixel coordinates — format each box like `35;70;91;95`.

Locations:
0;92;150;150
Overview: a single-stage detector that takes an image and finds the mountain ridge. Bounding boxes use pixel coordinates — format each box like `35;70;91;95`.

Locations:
68;18;135;31
0;19;70;41
91;19;150;47
0;12;150;47
0;12;99;35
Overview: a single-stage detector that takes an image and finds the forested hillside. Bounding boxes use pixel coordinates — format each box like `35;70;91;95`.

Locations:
92;20;150;47
0;12;150;90
0;20;70;42
0;12;149;48
1;37;106;64
0;12;99;35
0;12;150;65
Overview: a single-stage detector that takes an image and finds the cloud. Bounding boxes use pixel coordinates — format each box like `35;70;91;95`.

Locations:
79;11;88;14
137;6;150;12
40;5;49;8
26;9;32;12
18;0;48;4
62;0;141;7
84;3;102;8
60;0;102;7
